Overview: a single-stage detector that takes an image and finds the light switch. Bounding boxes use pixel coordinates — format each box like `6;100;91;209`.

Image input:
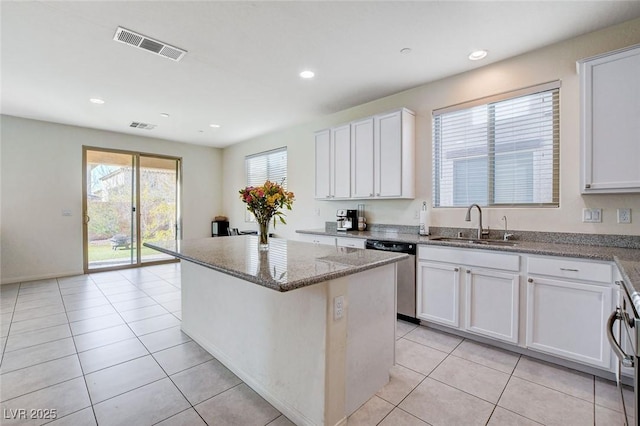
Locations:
62;209;72;217
582;208;602;223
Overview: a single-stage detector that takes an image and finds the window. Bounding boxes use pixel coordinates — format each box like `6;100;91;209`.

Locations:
245;147;287;221
432;81;560;208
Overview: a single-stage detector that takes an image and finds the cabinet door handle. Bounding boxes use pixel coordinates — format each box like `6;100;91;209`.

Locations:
560;268;579;272
585;184;591;189
528;278;534;283
454;267;459;272
369;193;373;197
376;193;380;196
466;270;471;274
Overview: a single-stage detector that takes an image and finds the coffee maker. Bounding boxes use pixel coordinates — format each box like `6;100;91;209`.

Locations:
336;209;358;231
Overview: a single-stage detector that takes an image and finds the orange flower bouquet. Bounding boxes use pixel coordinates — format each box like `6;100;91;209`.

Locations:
239;180;295;249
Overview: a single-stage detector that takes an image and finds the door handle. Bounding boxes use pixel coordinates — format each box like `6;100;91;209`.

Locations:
607;308;634;368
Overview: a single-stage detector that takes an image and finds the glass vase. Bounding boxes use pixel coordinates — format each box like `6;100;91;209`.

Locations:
258;219;270;251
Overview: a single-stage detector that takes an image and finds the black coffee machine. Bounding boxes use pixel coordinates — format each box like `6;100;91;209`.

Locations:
336;209;358;231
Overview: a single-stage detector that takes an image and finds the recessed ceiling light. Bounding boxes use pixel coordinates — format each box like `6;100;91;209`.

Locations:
160;113;170;118
468;50;488;61
209;124;221;128
400;48;412;54
299;70;315;79
89;98;105;104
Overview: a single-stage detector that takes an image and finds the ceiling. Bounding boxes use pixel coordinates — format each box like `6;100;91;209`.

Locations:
2;1;640;148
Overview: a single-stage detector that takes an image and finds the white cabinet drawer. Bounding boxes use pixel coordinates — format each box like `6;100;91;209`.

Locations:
527;256;612;283
298;234;336;246
336;237;365;249
418;245;520;272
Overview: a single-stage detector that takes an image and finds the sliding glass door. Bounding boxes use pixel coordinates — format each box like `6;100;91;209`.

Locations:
139;155;179;263
83;147;181;272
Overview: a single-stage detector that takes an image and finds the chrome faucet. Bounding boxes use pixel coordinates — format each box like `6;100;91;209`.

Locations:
465;204;488;239
502;215;514;241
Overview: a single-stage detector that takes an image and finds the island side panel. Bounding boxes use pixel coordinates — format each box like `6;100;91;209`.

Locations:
181;261;329;426
345;263;396;415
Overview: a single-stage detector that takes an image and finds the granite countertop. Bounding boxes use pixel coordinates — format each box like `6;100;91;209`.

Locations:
297;228;640;262
144;235;408;292
297;228;640;307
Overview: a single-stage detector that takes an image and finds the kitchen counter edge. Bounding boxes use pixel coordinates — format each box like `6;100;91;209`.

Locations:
144;238;408;292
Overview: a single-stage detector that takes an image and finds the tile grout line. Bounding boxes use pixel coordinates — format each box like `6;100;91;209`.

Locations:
64;269;151;424
56;275;100;426
375;336;464;424
0;267;181;409
408;328;604;407
87;268;195;424
0;284;19;368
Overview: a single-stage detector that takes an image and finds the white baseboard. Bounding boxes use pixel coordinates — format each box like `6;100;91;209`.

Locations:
1;270;84;285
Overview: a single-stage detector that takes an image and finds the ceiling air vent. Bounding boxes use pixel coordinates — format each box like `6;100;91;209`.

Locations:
129;121;157;130
113;27;187;62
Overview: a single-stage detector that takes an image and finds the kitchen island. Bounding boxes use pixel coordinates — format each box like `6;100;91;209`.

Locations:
145;236;407;426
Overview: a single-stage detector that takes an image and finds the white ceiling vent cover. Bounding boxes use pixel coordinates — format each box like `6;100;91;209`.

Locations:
113;27;187;61
130;121;156;130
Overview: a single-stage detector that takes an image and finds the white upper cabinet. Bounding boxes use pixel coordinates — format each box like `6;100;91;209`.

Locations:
315;129;331;199
375;109;415;198
579;44;640;193
351;117;375;198
317;108;415;200
332;125;351;199
314;125;350;199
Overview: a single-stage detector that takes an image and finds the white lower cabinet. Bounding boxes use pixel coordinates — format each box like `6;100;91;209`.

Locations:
525;275;612;369
297;233;336;246
297;234;367;249
465;268;519;344
417;246;520;343
418;246;619;372
417;261;460;327
336;237;366;249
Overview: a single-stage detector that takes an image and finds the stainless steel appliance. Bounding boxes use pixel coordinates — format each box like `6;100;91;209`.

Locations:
607;279;639;424
365;239;418;323
336;209;358;232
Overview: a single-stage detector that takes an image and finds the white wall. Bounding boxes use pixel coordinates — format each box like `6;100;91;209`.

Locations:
222;18;640;239
1;116;222;283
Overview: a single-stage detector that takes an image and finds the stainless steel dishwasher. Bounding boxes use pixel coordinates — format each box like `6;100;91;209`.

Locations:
365;239;418;323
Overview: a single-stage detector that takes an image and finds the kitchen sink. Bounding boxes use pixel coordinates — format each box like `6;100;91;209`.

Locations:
429;236;518;247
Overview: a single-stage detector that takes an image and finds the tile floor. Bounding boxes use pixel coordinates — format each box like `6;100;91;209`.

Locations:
0;263;633;425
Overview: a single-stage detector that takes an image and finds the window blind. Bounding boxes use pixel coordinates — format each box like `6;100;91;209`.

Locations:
432;82;560;208
245;147;288;221
246;147;288;188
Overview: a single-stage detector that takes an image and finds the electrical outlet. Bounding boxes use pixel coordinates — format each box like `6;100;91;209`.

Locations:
582;208;602;223
414;210;419;220
314;208;321;216
617;208;632;224
61;209;72;217
334;295;344;320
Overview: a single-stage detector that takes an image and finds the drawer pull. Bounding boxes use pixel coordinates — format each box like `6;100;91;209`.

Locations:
528;278;534;283
560;268;579;272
